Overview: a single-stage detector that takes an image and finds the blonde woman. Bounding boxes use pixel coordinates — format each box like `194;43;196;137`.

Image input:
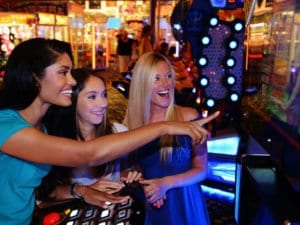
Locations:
124;52;213;225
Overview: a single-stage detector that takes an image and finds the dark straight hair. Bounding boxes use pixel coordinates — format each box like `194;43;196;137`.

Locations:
0;38;73;110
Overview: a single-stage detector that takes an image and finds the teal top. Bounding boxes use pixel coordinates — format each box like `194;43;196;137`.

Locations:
0;109;51;225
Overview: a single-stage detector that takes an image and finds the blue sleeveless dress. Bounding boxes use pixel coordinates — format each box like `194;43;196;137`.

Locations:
137;135;211;225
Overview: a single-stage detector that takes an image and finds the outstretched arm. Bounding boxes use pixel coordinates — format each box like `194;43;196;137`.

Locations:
2;111;219;167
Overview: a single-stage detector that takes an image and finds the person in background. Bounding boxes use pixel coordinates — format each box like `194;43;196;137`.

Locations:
38;68;142;207
129;39;140;71
139;25;153;56
96;46;106;70
168;42;199;107
158;42;169;57
167;45;177;61
123;52;212;225
116;30;134;73
0;38;218;224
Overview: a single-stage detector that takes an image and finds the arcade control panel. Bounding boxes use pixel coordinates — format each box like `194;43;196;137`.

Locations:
31;197;145;225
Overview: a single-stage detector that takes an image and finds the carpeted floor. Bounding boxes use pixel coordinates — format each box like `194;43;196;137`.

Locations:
95;69;128;123
206;196;236;225
107;85;128;123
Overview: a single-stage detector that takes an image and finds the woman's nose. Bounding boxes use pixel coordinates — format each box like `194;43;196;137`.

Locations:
98;98;108;107
160;78;170;87
67;73;77;86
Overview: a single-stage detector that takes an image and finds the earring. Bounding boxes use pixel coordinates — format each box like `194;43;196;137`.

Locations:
35;80;40;90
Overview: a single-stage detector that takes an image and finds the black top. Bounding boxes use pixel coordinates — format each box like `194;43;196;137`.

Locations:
117;38;133;56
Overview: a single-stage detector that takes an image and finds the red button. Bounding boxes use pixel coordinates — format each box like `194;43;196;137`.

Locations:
42;212;61;225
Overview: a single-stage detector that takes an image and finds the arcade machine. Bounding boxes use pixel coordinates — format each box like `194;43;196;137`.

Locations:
235;0;300;224
202;130;241;206
33;198;143;225
170;0;245;220
32;183;145;225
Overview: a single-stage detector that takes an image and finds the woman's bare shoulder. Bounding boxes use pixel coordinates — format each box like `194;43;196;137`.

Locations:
177;106;200;121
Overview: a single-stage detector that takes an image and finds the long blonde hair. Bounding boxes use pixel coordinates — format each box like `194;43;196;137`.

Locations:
123;52;183;163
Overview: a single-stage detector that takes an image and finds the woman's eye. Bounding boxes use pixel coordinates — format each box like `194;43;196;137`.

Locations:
59;70;68;76
167;74;172;79
88;95;96;100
